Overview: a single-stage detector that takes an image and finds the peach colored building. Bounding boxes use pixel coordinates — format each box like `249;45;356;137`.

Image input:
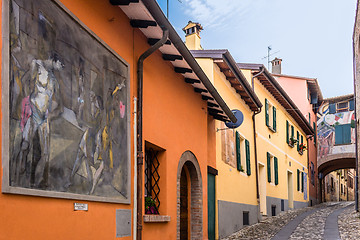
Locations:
271;58;323;206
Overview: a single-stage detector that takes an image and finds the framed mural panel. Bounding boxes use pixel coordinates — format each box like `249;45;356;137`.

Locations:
2;0;131;203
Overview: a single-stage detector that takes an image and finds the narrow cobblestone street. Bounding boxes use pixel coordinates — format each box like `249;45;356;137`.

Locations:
223;202;360;240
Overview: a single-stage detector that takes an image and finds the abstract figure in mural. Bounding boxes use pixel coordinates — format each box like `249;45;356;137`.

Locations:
67;91;104;192
90;81;126;194
13;55;64;189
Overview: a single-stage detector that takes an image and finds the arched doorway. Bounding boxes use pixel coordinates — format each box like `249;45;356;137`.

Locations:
177;151;203;240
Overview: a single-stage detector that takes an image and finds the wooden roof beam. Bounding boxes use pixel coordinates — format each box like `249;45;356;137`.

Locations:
110;0;139;5
162;54;183;61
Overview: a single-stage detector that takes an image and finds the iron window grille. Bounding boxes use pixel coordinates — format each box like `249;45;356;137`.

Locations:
145;148;160;209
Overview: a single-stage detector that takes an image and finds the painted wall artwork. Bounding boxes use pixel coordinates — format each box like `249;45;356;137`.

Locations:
317;102;355;160
4;0;130;202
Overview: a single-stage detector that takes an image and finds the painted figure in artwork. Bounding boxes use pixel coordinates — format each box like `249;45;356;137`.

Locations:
14;54;64;189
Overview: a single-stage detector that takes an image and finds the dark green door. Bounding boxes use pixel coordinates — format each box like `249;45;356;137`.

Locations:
208;173;216;240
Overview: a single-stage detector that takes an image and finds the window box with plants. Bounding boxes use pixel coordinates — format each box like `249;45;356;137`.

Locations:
289;137;297;148
298;143;307;155
145;196;159;215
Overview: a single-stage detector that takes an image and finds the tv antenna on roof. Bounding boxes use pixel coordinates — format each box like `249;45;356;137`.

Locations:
262;46;280;69
166;0;182;19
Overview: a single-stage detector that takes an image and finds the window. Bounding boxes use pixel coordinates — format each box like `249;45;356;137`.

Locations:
337;101;348;112
335;124;351;145
286;120;296;147
297;169;300;191
236;132;251;175
310;162;315;185
296;131;300;151
301;171;304;193
265;98;276;132
267;152;278;185
145;145;164;211
243;212;249;226
329;99;355;113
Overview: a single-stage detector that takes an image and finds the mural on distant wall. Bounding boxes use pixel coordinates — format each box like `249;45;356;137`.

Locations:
317;102;355;159
6;0;129;201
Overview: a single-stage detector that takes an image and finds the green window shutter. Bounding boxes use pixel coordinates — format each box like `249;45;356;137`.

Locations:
236;131;241;171
308;113;311;123
297;169;300;191
297;131;300;151
245;140;251;176
267;152;271;183
274;157;278;185
291;125;294;138
301;135;303;145
265;99;269;127
273;107;277;131
286;120;289;144
301;172;304;192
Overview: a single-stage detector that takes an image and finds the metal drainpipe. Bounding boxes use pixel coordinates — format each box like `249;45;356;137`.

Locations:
251;67;264;220
136;28;169;240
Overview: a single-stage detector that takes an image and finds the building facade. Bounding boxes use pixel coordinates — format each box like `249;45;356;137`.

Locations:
0;1;237;239
271;58;323;206
317;94;356;203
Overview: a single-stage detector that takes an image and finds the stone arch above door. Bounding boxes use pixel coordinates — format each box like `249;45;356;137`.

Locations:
176;151;203;240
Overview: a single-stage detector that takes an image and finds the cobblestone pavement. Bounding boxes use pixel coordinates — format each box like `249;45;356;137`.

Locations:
222;201;360;240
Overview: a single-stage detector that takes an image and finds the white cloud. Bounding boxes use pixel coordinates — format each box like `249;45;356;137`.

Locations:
182;0;255;29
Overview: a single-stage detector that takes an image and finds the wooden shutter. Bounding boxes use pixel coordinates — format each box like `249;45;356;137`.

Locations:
267;152;271;183
301;172;304;192
349;99;355;111
335;124;351;145
236;131;241;171
273;107;277;131
297;169;300;191
274;157;278;185
291;125;294;139
245;140;251;176
286;120;289;144
343;124;351;144
313;122;316;144
297;131;300;151
329;103;336;114
301;135;303;145
265;99;269;127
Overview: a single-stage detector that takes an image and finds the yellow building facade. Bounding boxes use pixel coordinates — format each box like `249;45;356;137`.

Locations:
239;64;314;217
184;23;262;239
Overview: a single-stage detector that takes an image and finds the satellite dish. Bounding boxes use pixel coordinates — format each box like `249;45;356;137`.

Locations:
225;109;244;129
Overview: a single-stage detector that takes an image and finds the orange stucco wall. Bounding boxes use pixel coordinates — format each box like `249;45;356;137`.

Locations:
0;0;211;239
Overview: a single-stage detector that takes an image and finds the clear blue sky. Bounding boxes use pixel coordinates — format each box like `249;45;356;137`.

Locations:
156;0;357;99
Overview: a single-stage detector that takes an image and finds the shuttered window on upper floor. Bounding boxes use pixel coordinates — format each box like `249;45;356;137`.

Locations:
335;124;351;145
265;98;276;132
267;152;278;185
245;139;251;176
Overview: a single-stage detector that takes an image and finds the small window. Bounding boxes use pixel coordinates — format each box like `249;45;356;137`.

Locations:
267;152;278;185
337;101;349;112
236;132;251;175
265;98;276;132
335;124;351;145
243;212;249;226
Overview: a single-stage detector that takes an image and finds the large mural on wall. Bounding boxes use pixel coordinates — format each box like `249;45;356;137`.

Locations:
4;0;130;202
317;102;355;160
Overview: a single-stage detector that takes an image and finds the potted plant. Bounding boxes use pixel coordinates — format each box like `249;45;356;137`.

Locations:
289;136;298;147
298;143;307;155
145;196;159;215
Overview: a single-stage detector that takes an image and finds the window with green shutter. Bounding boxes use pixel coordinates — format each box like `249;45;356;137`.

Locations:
286;120;289;144
291;126;294;139
265;99;269;127
245;140;251;176
274;157;278;185
301;135;303;146
273;107;277;131
335;124;351;145
297;169;300;191
297;131;300;151
236;131;241;171
267;152;271;183
301;172;304;192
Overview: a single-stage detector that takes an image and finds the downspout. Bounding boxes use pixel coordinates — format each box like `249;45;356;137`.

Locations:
133;97;137;240
137;28;169;240
251;67;264;221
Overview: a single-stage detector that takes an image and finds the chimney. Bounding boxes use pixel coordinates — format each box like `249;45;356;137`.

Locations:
271;57;282;74
183;21;203;50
